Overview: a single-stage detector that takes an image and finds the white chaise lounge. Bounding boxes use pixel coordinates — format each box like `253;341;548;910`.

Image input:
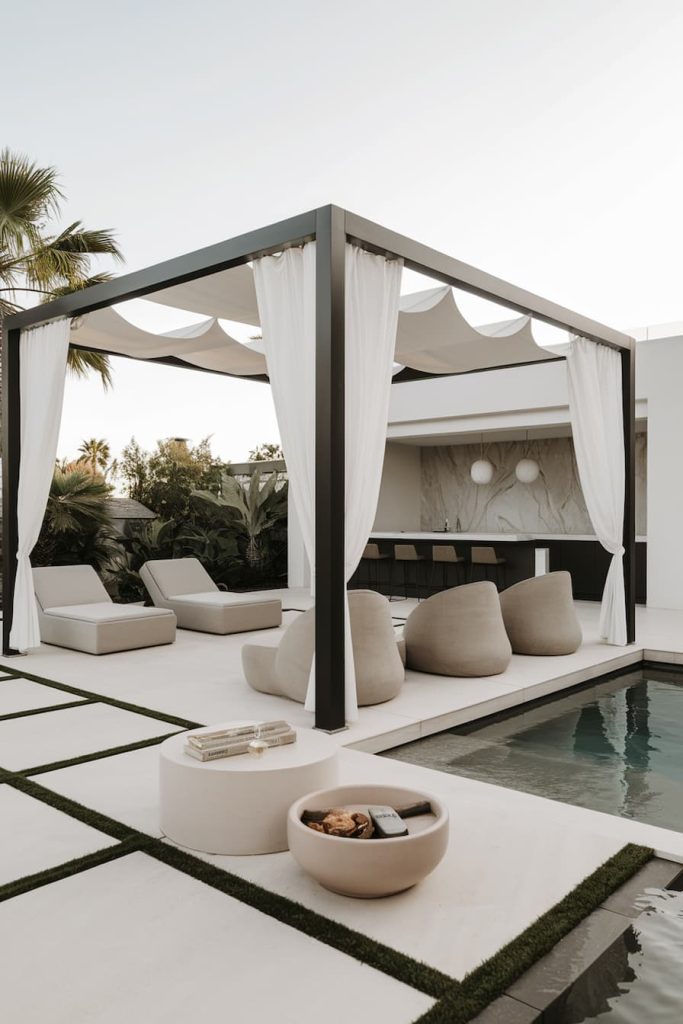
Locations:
33;565;176;655
139;558;282;635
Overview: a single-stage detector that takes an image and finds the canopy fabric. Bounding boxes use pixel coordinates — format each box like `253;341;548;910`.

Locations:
69;266;559;378
395;286;553;374
70;306;267;376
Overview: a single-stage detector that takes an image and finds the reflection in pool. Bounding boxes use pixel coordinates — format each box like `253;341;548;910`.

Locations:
552;887;683;1023
384;666;683;832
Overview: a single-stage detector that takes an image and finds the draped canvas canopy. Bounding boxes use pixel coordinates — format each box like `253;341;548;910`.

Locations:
70;264;558;379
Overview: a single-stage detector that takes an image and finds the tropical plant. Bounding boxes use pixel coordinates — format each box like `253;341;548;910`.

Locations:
32;466;119;571
0;148;123;402
192;467;288;569
78;437;111;475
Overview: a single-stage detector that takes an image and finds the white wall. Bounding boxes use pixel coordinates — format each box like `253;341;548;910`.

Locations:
637;336;683;609
373;442;421;531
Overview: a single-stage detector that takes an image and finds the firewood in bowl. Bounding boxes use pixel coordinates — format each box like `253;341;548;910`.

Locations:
304;808;373;839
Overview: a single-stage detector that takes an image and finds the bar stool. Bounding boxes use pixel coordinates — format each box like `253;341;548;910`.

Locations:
430;545;465;592
392;543;428;600
469;546;507;590
361;543;390;593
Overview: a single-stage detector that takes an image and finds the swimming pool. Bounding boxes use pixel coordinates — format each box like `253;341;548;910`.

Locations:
384;665;683;832
552;885;683;1023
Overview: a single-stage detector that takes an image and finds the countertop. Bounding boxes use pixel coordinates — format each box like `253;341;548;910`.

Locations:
370;531;648;543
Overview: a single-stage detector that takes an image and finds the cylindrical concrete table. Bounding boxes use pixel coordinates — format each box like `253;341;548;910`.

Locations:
159;722;339;855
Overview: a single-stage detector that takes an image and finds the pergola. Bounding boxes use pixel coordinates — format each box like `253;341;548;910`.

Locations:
1;205;636;731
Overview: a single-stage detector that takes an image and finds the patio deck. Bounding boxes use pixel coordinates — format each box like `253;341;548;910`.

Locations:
2;597;683;1023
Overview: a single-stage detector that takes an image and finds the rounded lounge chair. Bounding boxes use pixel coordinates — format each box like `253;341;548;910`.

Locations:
242;590;405;706
499;571;582;655
33;565;176;655
403;581;512;677
140;558;282;635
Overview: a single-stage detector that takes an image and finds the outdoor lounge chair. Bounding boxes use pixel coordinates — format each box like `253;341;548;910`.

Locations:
499;571;582;655
403;581;512;676
33;565;176;655
139;558;282;634
242;589;405;705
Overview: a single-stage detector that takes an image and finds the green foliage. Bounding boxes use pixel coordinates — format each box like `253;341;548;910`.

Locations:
192;467;288;572
249;442;283;462
32;467;120;571
119;437;227;521
0;148;123;388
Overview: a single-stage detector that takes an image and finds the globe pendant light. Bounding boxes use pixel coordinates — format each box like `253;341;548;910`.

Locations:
515;431;540;484
471;435;494;485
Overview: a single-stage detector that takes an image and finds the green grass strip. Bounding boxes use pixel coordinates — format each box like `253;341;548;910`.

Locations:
19;731;181;777
0;837;151;904
0;698;95;722
148;838;454;999
412;842;654;1023
0;768;452;999
0;664;203;730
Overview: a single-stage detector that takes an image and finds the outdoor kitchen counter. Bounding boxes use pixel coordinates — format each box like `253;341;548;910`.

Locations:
362;532;647;602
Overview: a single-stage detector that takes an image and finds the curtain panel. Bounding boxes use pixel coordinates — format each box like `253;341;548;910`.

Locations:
9;319;70;652
566;335;627;645
253;243;402;721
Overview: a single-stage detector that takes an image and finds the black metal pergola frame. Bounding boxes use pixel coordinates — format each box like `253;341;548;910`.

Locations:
1;204;636;731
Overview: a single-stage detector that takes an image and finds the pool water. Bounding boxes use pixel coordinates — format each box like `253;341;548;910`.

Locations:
553;886;683;1023
384;666;683;832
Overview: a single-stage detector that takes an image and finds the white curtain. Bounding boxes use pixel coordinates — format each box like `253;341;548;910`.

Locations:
253;243;402;721
9;319;71;652
566;335;627;645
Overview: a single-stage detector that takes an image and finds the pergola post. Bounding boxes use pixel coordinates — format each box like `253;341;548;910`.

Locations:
314;205;347;730
2;326;21;655
621;343;636;643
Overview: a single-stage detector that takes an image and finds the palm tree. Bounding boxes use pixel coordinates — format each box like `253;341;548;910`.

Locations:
0;148;124;406
78;438;111;476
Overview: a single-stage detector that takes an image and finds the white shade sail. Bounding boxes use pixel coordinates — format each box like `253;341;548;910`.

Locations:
69;263;559;378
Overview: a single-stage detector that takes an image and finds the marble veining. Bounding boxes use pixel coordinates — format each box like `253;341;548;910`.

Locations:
421;435;647;535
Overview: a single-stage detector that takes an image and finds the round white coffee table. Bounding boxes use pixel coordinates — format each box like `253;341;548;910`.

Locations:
159;722;339;855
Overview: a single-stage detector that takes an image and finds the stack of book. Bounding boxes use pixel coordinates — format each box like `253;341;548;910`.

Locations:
184;720;296;761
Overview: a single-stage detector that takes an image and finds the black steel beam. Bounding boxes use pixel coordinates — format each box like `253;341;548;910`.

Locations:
345;210;634;353
392;354;565;384
2;327;21;654
622;344;637;642
69;344;269;384
3;210;318;333
314;205;347;730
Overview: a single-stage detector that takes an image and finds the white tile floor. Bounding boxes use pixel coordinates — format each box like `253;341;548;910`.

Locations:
3;595;683;1020
0;785;116;886
0;701;180;771
0;853;434;1024
0;676;83;715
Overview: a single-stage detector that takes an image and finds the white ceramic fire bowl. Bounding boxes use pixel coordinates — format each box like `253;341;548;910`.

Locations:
287;784;449;898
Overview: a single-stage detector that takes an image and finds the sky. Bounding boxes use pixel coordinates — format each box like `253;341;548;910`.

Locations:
5;0;683;464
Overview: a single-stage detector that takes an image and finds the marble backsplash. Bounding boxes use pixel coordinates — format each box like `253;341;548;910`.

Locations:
420;435;647;536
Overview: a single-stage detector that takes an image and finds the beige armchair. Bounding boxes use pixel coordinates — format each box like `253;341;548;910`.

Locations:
403;581;512;676
242;590;404;706
499;571;582;655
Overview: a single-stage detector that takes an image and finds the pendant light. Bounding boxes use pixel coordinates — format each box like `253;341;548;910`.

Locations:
515;431;540;484
471;434;494;485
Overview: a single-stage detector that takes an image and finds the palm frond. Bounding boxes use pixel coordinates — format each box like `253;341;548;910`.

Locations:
0;149;63;254
67;348;113;389
24;221;123;291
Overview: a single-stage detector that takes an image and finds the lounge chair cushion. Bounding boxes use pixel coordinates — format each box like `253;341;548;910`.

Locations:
140;558;282;635
404;581;512;677
499;571;582;655
43;602;172;623
33;564;110;610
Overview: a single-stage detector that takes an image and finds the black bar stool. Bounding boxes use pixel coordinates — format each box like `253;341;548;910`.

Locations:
392;543;428;600
430;545;465;592
469;546;507;590
361;543;390;593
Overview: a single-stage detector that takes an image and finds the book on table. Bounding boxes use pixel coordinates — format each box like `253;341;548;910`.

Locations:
184;728;297;762
187;720;291;751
